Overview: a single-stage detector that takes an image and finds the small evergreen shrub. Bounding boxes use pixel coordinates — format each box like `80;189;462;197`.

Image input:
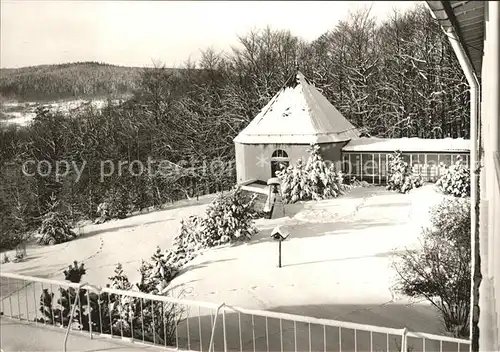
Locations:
386;151;423;193
435;156;470;197
36;197;77;245
278;158;309;203
164;216;205;270
108;263;133;290
63;261;86;283
201;187;258;246
138;247;178;293
13;242;27;262
305;144;345;199
278;144;345;203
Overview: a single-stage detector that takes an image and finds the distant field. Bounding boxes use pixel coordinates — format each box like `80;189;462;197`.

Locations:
0;96;129;127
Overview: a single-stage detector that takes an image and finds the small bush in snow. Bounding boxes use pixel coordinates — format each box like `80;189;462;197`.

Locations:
386;151;423;193
63;261;86;283
163;216;204;270
199;187;259;246
435;156;470;197
393;197;470;337
174;215;205;250
278;158;309;203
36;197;77;245
108;263;133;290
278;144;345;203
137;247;178;294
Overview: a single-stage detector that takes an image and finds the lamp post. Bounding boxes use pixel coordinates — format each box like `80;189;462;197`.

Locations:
271;225;290;268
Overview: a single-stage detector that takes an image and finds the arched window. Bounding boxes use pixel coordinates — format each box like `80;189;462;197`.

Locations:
272;149;288;159
271;149;290;177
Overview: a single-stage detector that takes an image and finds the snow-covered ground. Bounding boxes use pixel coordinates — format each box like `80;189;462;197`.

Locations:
0;111;37;126
0;98;126;127
167;185;446;334
1;185;450;342
1;194;217;285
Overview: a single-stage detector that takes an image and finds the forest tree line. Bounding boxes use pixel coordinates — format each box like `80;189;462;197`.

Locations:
0;62;145;102
0;5;470;249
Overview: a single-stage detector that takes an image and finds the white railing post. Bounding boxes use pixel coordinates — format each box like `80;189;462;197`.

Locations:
63;281;87;352
222;308;228;352
208;303;225;352
401;328;408;352
86;290;92;339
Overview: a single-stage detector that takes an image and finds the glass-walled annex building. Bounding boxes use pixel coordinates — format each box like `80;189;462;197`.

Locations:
341;137;470;183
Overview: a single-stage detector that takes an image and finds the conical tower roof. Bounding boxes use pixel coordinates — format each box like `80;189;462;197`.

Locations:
234;71;359;144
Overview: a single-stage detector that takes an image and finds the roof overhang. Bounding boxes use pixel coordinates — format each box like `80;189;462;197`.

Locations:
233;132;356;145
425;1;485;77
342;137;470;153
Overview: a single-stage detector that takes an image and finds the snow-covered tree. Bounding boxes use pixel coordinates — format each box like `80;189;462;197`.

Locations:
278;144;344;203
435;156;470;197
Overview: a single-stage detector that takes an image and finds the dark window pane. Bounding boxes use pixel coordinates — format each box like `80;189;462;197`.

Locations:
424;154;439;181
439;154;452;167
362;154;376;175
351;154;360;176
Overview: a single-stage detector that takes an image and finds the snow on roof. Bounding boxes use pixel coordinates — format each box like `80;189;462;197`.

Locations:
342;137;470;153
234;71;359;144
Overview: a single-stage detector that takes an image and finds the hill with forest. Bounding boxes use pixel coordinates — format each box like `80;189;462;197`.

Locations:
0;62;151;102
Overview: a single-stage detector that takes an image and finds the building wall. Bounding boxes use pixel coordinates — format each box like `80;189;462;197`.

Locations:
479;2;500;350
235;141;346;183
236;142;468;185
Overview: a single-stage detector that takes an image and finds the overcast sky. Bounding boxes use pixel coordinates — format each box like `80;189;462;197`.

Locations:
1;1;421;69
